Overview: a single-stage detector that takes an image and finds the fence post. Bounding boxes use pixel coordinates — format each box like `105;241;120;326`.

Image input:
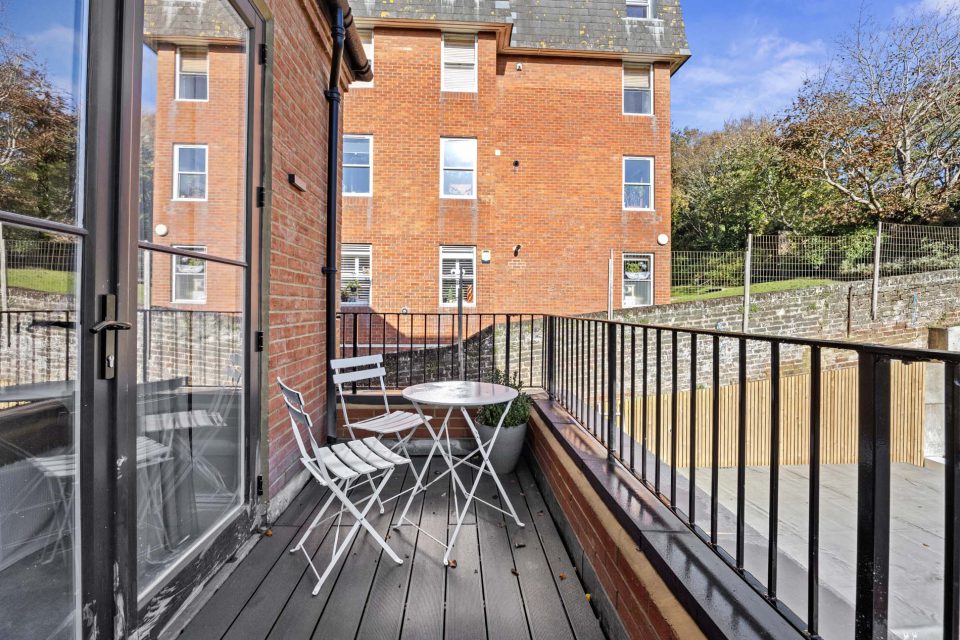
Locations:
855;352;891;640
871;221;883;321
742;233;753;332
606;321;617;461
0;222;7;313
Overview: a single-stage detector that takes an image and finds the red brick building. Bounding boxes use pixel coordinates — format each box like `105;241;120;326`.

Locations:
341;2;690;316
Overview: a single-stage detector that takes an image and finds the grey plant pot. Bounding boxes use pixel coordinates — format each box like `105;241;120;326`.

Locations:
475;420;528;475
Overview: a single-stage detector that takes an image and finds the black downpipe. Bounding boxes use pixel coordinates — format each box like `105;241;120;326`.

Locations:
324;7;345;442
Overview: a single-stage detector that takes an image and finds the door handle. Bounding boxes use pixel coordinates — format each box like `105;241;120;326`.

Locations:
93;294;129;379
89;320;132;334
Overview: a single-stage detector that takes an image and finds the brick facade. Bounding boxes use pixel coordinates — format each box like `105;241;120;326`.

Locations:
342;27;673;316
262;0;347;500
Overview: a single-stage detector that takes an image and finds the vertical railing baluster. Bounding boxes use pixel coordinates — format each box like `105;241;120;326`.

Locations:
617;325;627;461
631;327;637;473
642;327;649;482
655;328;662;493
352;313;359;393
808;345;821;636
606;322;617;461
945;361;960;640
855;352;892;640
736;337;747;570
577;319;583;421
601;322;608;446
505;315;512;381
671;330;678;507
689;334;698;525
768;341;781;599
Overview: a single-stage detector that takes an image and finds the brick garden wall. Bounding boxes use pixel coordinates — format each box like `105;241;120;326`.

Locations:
341;28;673;316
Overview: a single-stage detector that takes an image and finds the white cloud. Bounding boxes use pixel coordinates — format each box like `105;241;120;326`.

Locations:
918;0;960;13
672;32;827;131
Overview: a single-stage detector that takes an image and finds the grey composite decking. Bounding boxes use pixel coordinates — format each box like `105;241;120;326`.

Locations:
174;457;606;640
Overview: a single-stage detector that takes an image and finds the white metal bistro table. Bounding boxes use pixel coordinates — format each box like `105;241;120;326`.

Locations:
394;381;525;565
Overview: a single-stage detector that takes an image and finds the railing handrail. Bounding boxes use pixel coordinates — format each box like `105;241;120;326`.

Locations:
554;313;960;363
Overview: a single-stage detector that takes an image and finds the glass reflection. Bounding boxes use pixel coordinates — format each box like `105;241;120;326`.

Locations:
0;225;80;640
0;1;86;226
137;251;244;593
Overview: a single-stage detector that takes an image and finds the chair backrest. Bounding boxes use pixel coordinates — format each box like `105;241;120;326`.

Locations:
277;376;306;411
329;354;390;425
277;380;328;484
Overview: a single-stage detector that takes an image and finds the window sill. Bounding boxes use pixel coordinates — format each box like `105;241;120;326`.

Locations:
344;193;372;198
173;198;209;203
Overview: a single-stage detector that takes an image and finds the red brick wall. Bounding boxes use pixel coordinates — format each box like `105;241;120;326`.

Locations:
263;0;346;498
150;42;246;311
342;28;673;316
526;408;705;639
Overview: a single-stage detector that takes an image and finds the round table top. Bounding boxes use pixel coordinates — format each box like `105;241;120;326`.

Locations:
402;381;518;407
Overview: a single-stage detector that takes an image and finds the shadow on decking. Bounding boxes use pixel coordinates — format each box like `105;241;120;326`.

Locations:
170;457;605;640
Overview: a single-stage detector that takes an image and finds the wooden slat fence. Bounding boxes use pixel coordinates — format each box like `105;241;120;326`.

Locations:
621;361;926;468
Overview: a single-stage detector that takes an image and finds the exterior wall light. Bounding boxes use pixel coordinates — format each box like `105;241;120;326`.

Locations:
657;233;669;246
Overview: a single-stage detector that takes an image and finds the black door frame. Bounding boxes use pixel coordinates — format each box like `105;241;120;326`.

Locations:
79;0;266;635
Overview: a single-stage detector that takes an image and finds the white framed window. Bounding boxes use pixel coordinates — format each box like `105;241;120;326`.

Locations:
172;246;208;304
176;47;209;101
341;244;372;306
623;156;654;210
623;253;654;307
440;245;476;307
440;138;477;198
344;135;372;196
623;63;653;115
173;144;208;201
625;0;651;19
441;33;477;93
351;30;374;89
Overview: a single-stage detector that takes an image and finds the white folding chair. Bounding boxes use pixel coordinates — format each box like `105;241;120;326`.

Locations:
330;354;426;458
278;381;408;595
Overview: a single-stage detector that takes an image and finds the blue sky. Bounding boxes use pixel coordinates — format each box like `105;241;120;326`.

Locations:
672;0;960;131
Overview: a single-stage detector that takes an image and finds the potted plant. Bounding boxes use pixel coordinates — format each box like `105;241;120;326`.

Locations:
340;279;360;303
475;369;531;474
624;260;650;280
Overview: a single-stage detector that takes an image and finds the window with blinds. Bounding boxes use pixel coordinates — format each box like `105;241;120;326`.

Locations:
625;0;651;19
622;253;654;307
341;244;372;306
439;245;476;307
172;246;208;303
441;34;477;93
352;30;374;88
623;63;652;115
177;47;208;100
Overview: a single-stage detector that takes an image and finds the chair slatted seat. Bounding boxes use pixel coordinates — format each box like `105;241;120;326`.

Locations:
277;379;409;595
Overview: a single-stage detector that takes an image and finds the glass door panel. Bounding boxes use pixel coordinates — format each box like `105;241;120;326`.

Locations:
0;1;87;636
136;0;253;598
0;227;81;640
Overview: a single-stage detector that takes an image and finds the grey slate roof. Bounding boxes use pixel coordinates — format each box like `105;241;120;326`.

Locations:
350;0;689;60
144;0;247;43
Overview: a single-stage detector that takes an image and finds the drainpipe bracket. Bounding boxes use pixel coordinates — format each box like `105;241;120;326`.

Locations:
321;266;337;275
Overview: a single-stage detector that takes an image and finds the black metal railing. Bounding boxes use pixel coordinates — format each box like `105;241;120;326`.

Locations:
544;315;960;640
337;312;546;391
1;309;241;388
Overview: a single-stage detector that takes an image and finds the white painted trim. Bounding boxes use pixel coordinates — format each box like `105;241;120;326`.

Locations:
175;46;210;102
439;138;477;199
439;245;477;308
343;134;373;197
622;62;654;116
171;244;208;304
622;156;655;211
172;143;208;201
441;32;478;93
351;30;374;89
624;0;654;20
622;252;655;308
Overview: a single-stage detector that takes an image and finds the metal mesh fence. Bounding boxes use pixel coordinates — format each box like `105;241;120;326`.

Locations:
671;252;744;296
750;232;876;283
879;223;960;278
0;239;78;296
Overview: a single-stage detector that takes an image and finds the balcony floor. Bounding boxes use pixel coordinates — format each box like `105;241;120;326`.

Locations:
173;457;605;640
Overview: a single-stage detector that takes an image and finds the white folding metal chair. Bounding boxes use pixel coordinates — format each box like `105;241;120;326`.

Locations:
278;380;408;595
330;354;426;458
